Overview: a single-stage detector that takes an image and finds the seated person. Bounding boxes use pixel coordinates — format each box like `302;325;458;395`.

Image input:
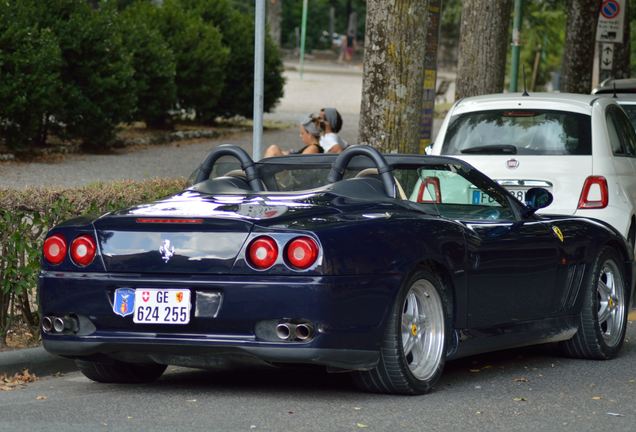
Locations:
264;116;324;157
319;107;348;153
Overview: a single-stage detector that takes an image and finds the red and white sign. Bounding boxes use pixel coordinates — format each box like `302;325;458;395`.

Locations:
597;0;624;43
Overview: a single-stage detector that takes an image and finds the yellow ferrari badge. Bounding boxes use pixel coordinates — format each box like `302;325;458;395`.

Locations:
552;226;564;242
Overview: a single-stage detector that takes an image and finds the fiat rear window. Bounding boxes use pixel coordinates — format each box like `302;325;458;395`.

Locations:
441;109;592;155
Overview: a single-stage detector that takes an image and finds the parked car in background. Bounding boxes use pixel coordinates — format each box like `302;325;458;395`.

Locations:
593;78;636;131
431;93;636;252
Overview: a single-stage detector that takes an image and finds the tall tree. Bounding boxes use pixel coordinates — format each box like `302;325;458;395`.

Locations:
358;0;428;153
455;0;512;98
560;0;601;93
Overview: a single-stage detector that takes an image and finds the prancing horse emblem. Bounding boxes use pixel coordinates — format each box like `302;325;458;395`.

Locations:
159;239;175;263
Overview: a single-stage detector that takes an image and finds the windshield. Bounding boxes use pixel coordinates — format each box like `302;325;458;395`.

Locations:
442;109;592;155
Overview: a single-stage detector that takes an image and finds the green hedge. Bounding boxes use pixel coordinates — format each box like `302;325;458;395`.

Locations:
0;178;185;344
0;0;285;152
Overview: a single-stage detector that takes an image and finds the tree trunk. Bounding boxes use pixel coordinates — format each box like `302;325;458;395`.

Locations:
561;0;601;93
455;0;512;99
613;0;630;78
267;0;282;48
358;0;428;153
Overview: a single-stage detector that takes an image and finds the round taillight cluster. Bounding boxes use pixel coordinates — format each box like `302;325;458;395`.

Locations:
248;236;279;269
43;234;97;267
286;237;319;270
247;235;320;271
43;235;67;265
70;235;97;266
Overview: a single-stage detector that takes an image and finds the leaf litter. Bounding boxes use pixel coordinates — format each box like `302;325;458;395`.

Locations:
0;369;38;391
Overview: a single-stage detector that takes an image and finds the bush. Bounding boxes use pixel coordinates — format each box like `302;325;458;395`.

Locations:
180;0;285;118
119;2;177;128
42;0;137;150
155;0;229;123
0;178;185;345
0;0;136;152
0;2;61;151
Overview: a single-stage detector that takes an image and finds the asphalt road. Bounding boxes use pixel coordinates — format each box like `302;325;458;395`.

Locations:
2;323;635;432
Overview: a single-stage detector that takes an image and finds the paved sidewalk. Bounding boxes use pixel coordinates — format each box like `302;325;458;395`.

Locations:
0;347;76;376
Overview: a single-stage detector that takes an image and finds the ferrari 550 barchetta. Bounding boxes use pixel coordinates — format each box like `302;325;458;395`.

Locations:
39;144;634;394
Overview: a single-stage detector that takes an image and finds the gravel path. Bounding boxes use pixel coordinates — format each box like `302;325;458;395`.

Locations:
0;68;362;189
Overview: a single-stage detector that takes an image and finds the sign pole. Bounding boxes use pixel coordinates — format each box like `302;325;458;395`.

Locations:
253;0;265;160
509;0;524;92
419;0;442;154
596;0;624;82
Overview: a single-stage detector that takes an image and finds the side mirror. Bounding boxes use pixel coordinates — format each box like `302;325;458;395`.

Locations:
523;187;553;215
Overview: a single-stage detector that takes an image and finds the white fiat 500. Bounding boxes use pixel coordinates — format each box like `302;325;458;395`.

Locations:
430;93;636;248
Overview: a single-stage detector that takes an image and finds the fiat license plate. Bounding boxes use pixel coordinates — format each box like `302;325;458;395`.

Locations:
133;289;191;324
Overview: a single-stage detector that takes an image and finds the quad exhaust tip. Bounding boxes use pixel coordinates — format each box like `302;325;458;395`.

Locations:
275;321;314;342
41;315;78;334
41;316;53;333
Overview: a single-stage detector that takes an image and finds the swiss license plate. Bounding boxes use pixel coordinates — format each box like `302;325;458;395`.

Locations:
133;289;191;324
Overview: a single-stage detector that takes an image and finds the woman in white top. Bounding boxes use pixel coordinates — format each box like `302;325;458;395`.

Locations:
319;107;347;153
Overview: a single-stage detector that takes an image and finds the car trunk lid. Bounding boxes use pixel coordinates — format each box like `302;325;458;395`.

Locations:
92;191;341;274
458;155;593;215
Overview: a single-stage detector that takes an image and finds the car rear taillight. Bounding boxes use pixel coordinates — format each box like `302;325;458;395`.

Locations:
577;176;608;209
43;235;67;265
70;235;97;267
286;237;319;270
247;236;278;269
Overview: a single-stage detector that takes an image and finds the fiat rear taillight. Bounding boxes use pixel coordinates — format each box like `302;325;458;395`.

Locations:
43;235;67;265
70;235;97;267
286;236;319;270
247;236;279;269
577;176;608;209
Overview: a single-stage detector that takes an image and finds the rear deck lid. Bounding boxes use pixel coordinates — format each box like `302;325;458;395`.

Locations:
93;191;342;274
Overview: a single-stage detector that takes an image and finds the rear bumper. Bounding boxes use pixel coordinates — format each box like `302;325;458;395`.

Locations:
43;338;379;370
39;271;401;370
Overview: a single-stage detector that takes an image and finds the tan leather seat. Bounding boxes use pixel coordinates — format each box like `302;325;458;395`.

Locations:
354;168;407;199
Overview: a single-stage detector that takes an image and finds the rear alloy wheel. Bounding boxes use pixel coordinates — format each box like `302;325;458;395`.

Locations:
561;247;628;359
76;359;167;384
353;268;450;395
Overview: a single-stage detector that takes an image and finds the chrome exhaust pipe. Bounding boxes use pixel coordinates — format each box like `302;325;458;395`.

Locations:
276;323;296;340
295;323;314;341
53;317;65;333
42;316;53;333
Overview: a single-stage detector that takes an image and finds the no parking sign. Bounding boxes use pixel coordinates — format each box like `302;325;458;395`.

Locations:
597;0;624;43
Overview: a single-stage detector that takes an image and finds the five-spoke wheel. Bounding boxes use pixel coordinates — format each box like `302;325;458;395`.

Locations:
561;246;628;360
353;268;450;395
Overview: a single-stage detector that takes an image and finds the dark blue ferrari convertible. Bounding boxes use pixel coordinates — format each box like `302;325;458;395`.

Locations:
39;145;634;395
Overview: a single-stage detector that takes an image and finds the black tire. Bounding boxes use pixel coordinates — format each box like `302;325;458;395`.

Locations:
352;268;451;395
560;246;628;360
76;359;167;384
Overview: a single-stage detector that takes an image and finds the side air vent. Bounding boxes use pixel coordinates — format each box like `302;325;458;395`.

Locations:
560;263;586;311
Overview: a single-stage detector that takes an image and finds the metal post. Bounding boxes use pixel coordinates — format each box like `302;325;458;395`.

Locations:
253;0;266;160
509;0;523;92
299;0;308;79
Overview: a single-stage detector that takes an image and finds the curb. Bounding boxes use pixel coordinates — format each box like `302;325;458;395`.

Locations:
283;62;363;77
0;347;77;377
